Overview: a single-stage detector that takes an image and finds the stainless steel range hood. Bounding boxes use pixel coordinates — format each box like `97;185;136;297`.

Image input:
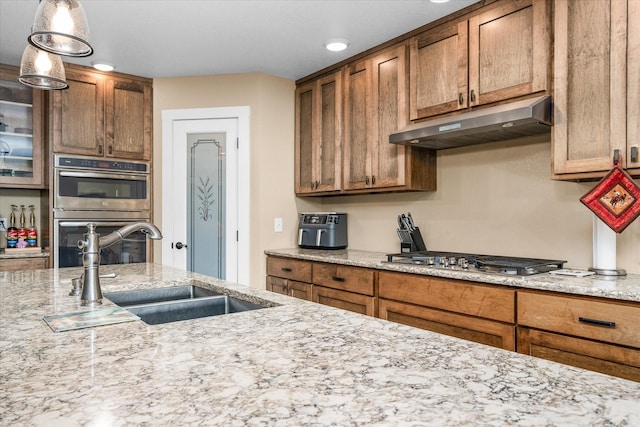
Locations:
389;95;551;150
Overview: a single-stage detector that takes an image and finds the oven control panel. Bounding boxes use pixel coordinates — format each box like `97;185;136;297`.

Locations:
56;156;148;173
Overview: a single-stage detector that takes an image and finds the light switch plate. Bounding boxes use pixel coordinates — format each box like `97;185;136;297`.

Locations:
274;217;283;232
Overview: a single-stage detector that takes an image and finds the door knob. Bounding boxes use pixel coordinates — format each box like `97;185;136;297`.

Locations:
174;241;187;249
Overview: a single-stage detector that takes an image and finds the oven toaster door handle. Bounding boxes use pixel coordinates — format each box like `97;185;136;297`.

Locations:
59;171;148;181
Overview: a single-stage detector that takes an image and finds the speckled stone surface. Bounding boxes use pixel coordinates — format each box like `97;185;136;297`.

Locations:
1;263;640;425
265;248;640;303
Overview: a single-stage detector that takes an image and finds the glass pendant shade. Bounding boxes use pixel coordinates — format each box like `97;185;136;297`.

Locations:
28;0;93;57
19;45;68;90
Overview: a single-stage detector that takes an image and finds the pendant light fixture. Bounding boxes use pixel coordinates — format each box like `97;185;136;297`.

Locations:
18;44;68;90
28;0;93;57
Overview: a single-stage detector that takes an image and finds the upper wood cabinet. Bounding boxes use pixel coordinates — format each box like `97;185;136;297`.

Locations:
410;0;550;121
294;70;342;195
0;64;46;189
51;64;152;161
343;45;436;193
553;0;640;179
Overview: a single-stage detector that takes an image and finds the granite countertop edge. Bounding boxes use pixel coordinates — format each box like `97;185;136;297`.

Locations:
265;248;640;303
0;249;50;259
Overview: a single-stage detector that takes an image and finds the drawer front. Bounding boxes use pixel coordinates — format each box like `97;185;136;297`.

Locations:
380;299;516;351
379;271;515;323
518;291;640;349
312;263;375;296
313;286;375;316
266;257;312;282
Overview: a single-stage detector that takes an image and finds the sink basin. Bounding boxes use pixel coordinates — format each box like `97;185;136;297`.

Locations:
104;285;273;325
125;296;265;325
104;285;221;307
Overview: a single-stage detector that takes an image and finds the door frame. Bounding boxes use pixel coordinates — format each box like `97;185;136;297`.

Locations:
161;106;250;285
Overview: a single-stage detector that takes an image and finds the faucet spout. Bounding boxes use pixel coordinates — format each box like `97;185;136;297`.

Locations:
99;222;163;249
78;222;163;306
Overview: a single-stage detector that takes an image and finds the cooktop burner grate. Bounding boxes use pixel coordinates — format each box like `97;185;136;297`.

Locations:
385;251;566;276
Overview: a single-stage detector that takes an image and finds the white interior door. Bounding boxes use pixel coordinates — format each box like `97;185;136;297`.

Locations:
162;107;250;284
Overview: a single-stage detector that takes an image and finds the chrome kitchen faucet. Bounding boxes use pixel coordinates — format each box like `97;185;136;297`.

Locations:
78;222;163;306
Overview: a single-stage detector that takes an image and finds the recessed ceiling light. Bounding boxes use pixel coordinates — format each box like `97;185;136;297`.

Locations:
325;39;349;52
92;61;115;72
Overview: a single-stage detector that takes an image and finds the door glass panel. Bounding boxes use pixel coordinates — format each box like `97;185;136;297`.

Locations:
187;133;226;279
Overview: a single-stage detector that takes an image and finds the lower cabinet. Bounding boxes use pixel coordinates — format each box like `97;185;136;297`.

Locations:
265;257;313;301
517;291;640;382
312;262;376;316
0;257;48;272
378;271;516;350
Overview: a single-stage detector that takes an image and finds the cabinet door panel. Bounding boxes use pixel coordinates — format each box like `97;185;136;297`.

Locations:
517;327;640;382
627;0;640;172
266;276;289;295
52;71;105;156
289;280;313;301
468;0;548;106
410;20;468;119
106;79;152;160
344;63;371;190
371;46;408;188
294;71;342;194
553;0;627;175
380;299;515;351
295;84;314;193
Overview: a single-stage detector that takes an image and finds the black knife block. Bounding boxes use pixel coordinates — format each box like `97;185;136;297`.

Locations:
400;227;427;252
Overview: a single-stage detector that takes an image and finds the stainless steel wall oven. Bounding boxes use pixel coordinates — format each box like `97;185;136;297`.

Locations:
52;155;152;268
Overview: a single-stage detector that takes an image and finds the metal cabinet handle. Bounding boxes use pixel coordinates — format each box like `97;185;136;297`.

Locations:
331;276;346;282
470;89;476;103
458;93;464;105
631;146;638;163
98;145;103;155
108;145;113;155
365;176;370;185
372;175;376;185
613;149;620;166
281;267;292;272
316;180;319;189
578;317;616;328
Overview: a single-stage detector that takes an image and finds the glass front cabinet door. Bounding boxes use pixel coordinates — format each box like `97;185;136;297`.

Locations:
0;64;45;188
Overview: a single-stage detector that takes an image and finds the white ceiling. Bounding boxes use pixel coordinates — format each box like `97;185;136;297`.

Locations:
0;0;477;81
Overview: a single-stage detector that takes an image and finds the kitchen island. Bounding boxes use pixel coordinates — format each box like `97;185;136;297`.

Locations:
2;263;639;426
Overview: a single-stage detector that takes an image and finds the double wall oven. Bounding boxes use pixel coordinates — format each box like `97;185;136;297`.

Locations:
53;155;152;268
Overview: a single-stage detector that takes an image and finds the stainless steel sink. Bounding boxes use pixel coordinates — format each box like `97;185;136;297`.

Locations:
104;285;221;307
104;285;271;325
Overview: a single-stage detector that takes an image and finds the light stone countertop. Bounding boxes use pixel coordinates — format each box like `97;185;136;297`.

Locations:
265;248;640;303
1;263;640;426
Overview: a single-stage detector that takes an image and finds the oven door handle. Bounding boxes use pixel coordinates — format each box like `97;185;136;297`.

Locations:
58;171;148;181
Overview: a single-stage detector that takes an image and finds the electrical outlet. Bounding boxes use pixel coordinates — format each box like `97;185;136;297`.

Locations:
274;217;283;232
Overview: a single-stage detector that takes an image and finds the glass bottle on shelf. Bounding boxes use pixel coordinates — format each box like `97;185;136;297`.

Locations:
0;64;44;188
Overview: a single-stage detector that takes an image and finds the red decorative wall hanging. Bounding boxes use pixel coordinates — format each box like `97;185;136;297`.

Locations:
580;165;640;233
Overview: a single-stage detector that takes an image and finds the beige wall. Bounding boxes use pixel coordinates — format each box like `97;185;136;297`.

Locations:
301;136;640;274
152;73;299;286
153;73;639;286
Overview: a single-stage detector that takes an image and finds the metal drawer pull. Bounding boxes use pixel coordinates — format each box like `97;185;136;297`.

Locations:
578;317;616;328
281;267;292;272
331;276;346;282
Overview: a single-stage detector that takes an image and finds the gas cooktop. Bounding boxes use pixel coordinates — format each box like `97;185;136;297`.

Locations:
385;251;566;276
